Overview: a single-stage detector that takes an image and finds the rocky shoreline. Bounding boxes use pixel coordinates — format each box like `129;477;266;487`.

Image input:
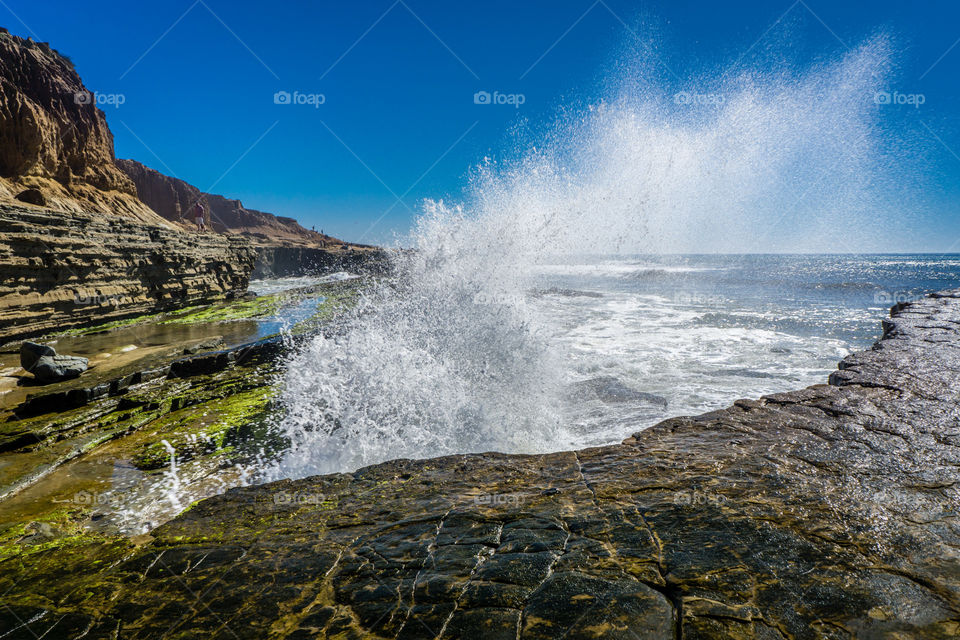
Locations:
0;277;364;503
0;289;957;637
0;204;389;342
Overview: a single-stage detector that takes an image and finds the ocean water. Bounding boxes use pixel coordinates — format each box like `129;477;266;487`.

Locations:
268;254;960;479
528;254;960;446
47;255;957;535
248;271;360;296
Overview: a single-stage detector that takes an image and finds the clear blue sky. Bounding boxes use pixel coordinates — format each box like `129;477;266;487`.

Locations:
3;1;959;247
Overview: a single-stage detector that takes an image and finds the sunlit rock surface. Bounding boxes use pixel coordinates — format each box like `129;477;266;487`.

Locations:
1;291;959;638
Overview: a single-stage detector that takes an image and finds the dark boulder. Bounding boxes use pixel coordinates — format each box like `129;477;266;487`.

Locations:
20;341;88;382
30;355;88;382
19;341;56;371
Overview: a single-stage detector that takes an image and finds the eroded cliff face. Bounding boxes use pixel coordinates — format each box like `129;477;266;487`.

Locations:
0;26;380;296
0;205;255;342
0;30;164;223
116;159;342;248
116;159;391;276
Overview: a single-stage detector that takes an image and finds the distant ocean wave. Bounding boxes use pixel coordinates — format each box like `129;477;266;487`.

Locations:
807;281;879;291
532;263;717;278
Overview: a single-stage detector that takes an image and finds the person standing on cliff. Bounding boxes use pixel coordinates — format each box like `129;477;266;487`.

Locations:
194;201;206;232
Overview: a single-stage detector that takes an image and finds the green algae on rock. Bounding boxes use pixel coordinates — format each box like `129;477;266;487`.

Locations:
129;384;278;470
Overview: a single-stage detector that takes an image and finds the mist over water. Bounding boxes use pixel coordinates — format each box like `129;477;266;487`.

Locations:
268;36;910;480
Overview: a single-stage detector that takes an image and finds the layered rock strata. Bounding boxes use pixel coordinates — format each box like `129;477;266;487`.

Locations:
0;205;255;342
253;244;388;278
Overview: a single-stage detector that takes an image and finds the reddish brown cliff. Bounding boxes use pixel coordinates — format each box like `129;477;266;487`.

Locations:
116;159;344;248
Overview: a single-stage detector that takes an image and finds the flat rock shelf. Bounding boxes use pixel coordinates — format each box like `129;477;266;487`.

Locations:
2;290;960;639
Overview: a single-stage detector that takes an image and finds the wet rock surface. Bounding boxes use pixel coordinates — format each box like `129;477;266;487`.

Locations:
27;353;88;382
18;341;55;371
2;291;960;638
0;278;364;506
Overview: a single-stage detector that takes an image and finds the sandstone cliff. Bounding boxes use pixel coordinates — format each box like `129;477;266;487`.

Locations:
0;205;255;342
117;159;344;248
0;29;166;224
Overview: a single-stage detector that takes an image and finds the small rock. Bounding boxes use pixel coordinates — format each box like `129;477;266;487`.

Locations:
0;342;22;354
569;376;668;407
130;534;155;546
20;341;56;371
183;336;225;355
20;341;88;382
14;188;45;206
18;521;58;544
